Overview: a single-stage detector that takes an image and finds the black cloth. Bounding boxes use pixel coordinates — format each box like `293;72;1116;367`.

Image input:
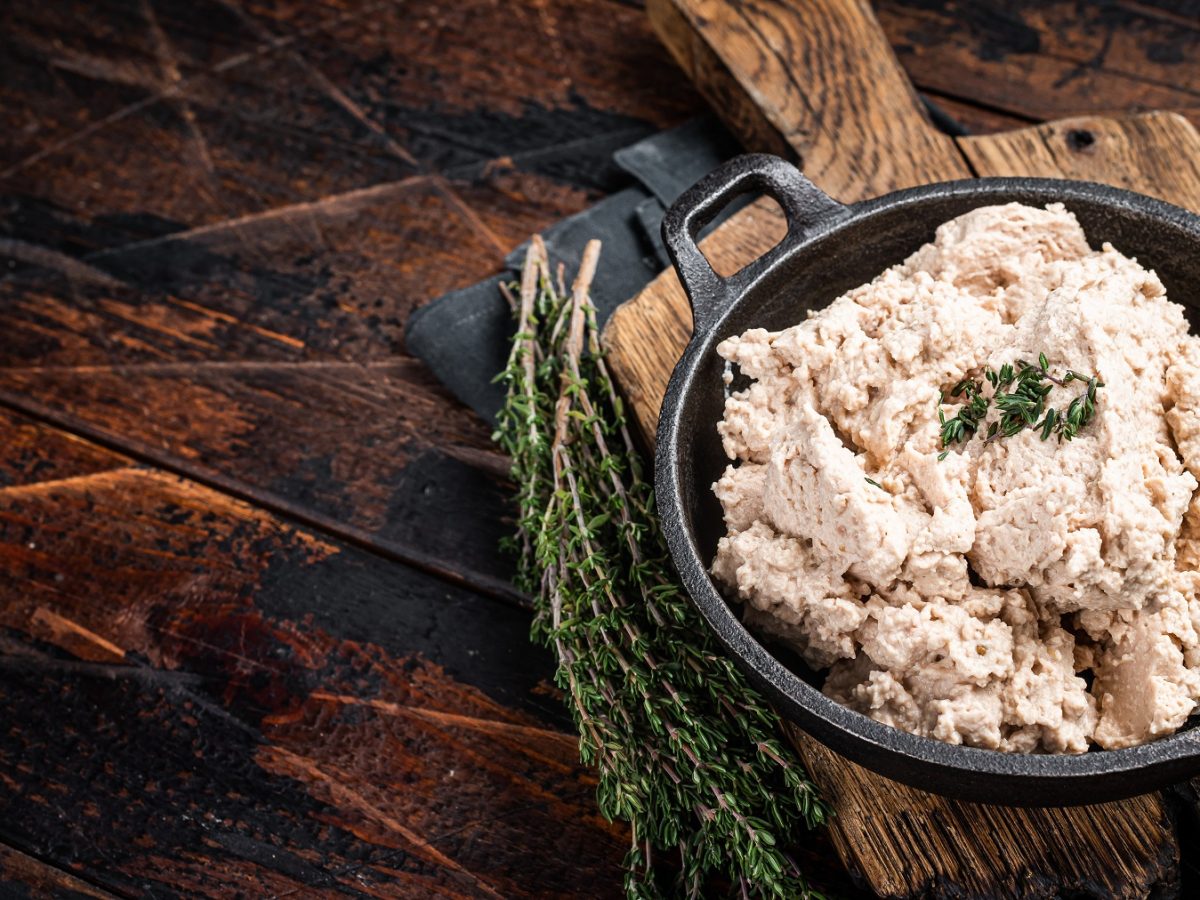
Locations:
405;117;740;422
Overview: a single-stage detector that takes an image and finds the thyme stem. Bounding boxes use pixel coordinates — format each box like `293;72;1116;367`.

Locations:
495;240;830;899
938;356;1104;456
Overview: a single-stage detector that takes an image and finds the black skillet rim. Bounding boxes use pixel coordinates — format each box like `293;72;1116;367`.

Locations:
655;174;1200;800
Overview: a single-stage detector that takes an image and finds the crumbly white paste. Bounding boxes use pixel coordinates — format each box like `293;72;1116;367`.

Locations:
712;202;1200;752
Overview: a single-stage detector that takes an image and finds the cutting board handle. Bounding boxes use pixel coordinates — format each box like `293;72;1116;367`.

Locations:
661;153;847;331
649;0;972;199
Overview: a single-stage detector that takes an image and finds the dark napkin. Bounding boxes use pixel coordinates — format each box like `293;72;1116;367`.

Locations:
405;117;740;422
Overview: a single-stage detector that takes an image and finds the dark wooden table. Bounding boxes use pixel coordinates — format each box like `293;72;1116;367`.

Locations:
1;2;1199;897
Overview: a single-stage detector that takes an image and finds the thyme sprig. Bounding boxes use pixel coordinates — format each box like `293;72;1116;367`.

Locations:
494;237;829;899
937;353;1104;459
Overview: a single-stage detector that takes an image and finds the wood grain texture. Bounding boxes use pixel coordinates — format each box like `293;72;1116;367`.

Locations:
0;171;576;601
922;91;1033;136
0;0;698;243
0;844;117;900
877;0;1200;133
5;0;1200;895
962;111;1200;207
647;0;971;199
232;0;703;181
793;729;1180;899
648;0;796;160
602;2;1200;897
0;1;416;250
0;408;629;898
0;0;700;606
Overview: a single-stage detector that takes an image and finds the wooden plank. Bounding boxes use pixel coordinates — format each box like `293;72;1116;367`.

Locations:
228;0;703;177
0;0;700;250
647;0;795;159
0;0;704;604
920;91;1033;136
0;2;417;251
0;171;564;601
0;406;128;491
0;407;630;898
0;843;117;899
646;0;970;200
794;729;1180;900
0;648;620;899
961;111;1200;205
0;409;556;714
877;0;1200;132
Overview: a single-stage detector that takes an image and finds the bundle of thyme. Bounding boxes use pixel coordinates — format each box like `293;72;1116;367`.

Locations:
938;354;1104;458
494;237;829;899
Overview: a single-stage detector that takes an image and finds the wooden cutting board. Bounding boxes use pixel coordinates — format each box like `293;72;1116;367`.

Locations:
601;0;1200;896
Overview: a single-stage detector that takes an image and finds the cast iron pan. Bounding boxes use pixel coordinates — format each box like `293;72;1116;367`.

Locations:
656;152;1200;806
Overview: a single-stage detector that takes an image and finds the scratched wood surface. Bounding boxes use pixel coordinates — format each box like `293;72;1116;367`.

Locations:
1;0;1199;896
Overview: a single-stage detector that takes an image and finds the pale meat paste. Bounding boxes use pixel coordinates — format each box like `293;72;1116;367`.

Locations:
711;202;1200;752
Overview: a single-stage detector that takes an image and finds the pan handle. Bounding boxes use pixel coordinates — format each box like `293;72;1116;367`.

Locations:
661;154;849;333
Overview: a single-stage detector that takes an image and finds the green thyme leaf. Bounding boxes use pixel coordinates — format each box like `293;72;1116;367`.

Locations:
937;354;1104;453
495;238;829;899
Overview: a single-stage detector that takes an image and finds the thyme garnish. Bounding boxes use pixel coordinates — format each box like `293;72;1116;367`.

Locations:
495;237;829;899
937;354;1104;457
864;477;884;489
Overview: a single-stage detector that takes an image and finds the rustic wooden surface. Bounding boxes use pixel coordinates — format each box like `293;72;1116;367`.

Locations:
1;0;1199;896
796;727;1182;899
605;1;1200;897
647;0;971;195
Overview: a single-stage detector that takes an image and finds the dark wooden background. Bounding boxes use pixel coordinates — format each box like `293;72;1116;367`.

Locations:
1;1;1199;897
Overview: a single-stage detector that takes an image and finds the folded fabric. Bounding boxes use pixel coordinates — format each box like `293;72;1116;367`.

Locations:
405;116;740;422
